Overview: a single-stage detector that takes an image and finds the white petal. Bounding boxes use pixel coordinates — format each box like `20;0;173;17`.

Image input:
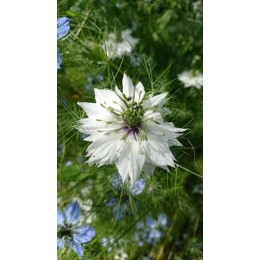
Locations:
143;92;168;109
122;73;134;99
142;94;152;108
77;118;122;135
84;132;106;142
77;102;99;117
116;139;145;185
87;132;125;166
168;139;183;147
150;92;168;106
143;110;163;123
77;102;115;121
115;85;123;99
144;121;186;146
134;81;145;103
94;88;126;113
141;133;174;167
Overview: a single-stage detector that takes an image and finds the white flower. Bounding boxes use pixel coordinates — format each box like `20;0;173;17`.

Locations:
77;73;186;185
114;249;128;260
102;29;139;59
80;183;93;196
178;70;203;89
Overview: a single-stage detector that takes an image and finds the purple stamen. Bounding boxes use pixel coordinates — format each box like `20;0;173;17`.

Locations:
122;123;141;135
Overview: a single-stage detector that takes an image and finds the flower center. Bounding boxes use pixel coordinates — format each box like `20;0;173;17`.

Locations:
57;223;73;239
122;102;144;133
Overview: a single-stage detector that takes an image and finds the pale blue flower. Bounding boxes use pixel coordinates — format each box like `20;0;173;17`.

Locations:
57;202;96;256
134;213;169;246
146;213;169;244
130;179;146;195
146;213;169;229
158;213;168;227
57;17;70;69
65;160;72;166
111;174;123;189
105;197;117;207
101;236;114;252
147;228;162;244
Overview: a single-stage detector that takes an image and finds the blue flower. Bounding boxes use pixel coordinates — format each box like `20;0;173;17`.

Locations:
134;213;169;246
110;174;123;189
105;175;146;221
129;178;146;195
146;213;169;244
146;213;169;229
57;202;96;257
57;17;70;69
101;236;115;252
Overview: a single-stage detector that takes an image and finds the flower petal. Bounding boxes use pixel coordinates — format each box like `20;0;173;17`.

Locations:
77;102;116;121
101;237;108;247
68;240;83;256
143;110;163;123
57;48;62;69
87;133;125;166
64;202;81;225
115;85;123;99
130;179;146;195
77;118;122;135
105;198;117;207
83;132;106;142
57;17;70;40
94;88;126;112
101;237;113;252
111;174;123;189
57;237;65;249
134;81;145;103
74;225;96;244
146;216;157;228
57;207;65;225
143;92;168;110
141;132;174;168
148;229;162;242
145;121;186;146
158;213;168;227
116;139;145;184
122;73;134;99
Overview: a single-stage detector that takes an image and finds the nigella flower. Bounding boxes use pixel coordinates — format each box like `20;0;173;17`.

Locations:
101;236;115;252
57;17;70;69
105;174;146;221
114;249;128;260
178;70;203;89
77;73;186;185
134;213;169;246
57;202;96;257
146;213;169;244
102;29;139;59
